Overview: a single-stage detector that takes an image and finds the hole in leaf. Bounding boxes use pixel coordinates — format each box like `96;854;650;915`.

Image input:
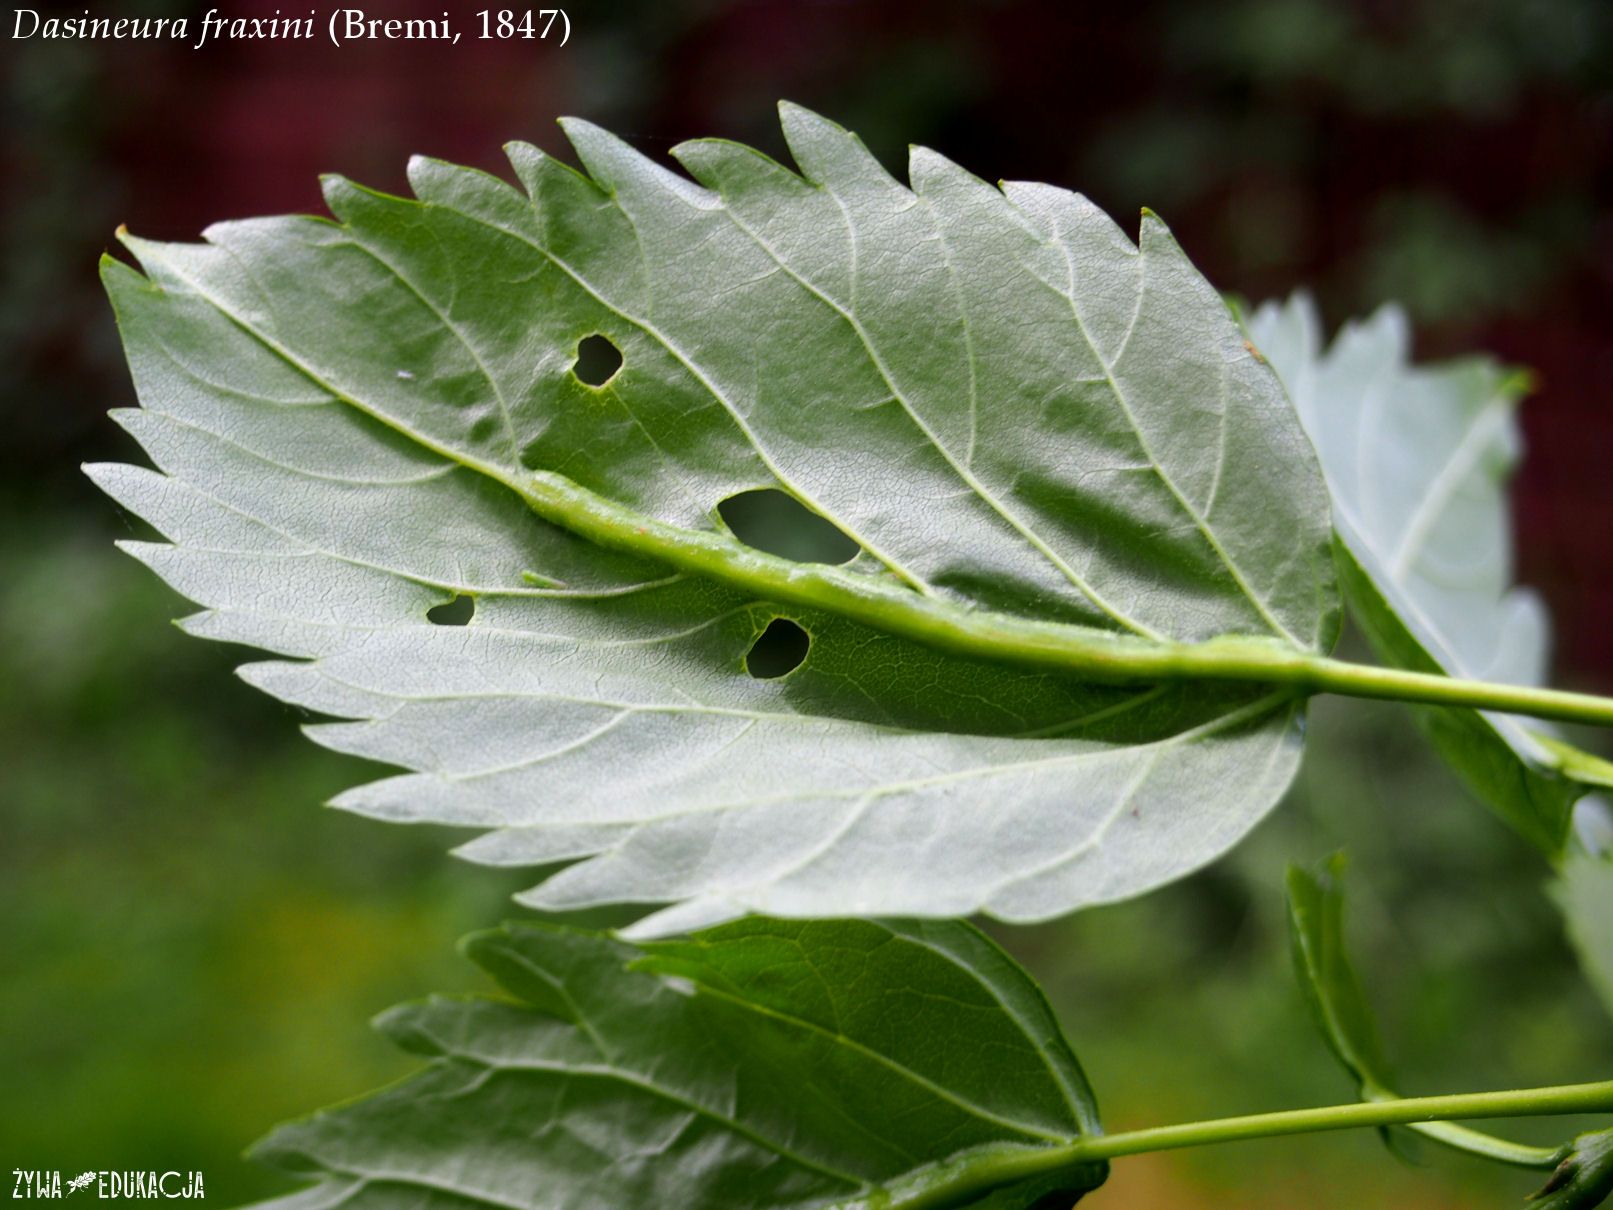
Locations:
745;617;809;679
427;594;475;626
572;334;622;387
718;489;861;565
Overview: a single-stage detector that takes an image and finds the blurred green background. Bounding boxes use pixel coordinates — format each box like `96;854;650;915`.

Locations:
3;1;1612;1205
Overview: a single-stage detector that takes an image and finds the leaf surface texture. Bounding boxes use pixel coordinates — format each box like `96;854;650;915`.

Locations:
250;917;1108;1210
92;106;1339;931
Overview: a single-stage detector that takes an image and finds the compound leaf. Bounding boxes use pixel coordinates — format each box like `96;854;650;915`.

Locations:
249;917;1108;1210
92;105;1339;933
1249;295;1582;855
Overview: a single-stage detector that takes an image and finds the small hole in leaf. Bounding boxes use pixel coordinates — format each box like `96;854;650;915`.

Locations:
745;617;809;679
427;594;475;626
572;334;622;387
718;489;861;564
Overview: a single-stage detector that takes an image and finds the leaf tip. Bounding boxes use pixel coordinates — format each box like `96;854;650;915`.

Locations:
1135;206;1183;251
905;143;957;189
317;173;362;217
456;924;501;962
556;114;612;152
102;229;152;284
1504;365;1540;397
775;99;841;146
81;461;123;494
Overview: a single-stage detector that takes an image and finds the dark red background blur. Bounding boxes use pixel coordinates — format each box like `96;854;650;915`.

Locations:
5;0;1610;681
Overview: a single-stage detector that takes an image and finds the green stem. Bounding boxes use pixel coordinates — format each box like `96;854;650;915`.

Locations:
1405;1117;1561;1168
1069;1080;1608;1163
1301;659;1613;727
516;470;1613;727
886;1080;1610;1210
114;233;1613;728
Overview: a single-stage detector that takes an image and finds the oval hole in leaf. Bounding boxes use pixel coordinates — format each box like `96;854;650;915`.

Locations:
427;594;475;626
718;489;861;564
571;334;622;387
746;617;809;679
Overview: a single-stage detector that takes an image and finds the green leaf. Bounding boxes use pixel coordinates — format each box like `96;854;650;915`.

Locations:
1249;295;1581;855
1529;1130;1613;1209
1286;856;1395;1100
1287;856;1561;1169
249;917;1108;1210
1553;853;1613;1020
90;104;1340;933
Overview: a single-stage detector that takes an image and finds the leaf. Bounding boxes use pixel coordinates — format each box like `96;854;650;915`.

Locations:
249;917;1108;1210
1553;853;1613;1021
90;104;1340;933
1287;856;1562;1169
1286;856;1395;1100
1248;294;1581;855
1528;1130;1613;1209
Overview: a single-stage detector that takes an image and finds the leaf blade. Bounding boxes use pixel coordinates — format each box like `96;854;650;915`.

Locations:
1249;294;1583;854
250;918;1108;1210
95;107;1339;929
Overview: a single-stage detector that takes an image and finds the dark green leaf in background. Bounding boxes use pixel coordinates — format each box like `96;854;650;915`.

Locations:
90;105;1340;933
250;917;1107;1210
1287;856;1564;1170
1286;855;1395;1101
1249;295;1584;855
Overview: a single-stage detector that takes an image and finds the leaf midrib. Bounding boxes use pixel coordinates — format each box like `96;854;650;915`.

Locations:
635;976;1072;1146
513;154;1306;650
1387;389;1513;581
410;1036;890;1186
132;234;1321;698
